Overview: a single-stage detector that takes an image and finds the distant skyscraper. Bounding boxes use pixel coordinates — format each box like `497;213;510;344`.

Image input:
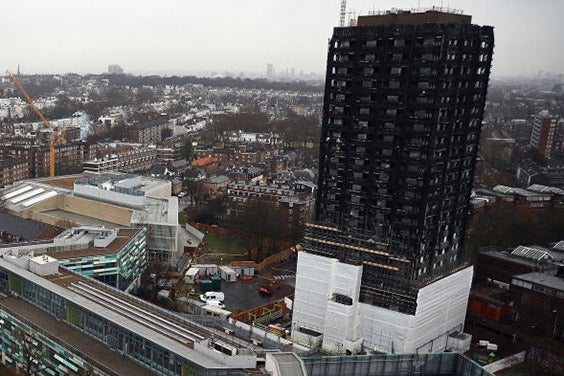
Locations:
108;64;124;75
292;9;494;354
530;110;563;160
266;63;275;79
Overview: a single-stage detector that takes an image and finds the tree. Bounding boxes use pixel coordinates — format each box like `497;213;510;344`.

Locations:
273;116;320;148
184;179;205;205
50;94;79;119
161;127;173;141
212;111;271;139
134;87;155;104
14;328;45;375
179;138;193;160
226;197;290;261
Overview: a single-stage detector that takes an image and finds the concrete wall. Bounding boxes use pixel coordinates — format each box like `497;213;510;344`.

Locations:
61;196;134;226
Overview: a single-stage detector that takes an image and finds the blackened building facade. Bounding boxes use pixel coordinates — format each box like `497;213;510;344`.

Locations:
292;9;494;354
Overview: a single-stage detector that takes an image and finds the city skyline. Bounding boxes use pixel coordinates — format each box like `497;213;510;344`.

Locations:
1;0;562;78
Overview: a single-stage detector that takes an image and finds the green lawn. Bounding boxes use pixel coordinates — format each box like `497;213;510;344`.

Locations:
196;233;249;264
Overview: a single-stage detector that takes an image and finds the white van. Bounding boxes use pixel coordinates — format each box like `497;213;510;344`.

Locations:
205;300;226;309
200;291;225;303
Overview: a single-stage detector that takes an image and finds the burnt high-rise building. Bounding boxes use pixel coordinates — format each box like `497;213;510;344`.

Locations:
292;9;494;354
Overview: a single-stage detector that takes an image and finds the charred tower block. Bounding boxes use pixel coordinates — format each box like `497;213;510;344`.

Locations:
292;9;493;354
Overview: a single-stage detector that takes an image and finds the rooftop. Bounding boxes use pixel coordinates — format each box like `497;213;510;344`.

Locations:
357;8;471;27
0;257;253;370
49;228;141;259
192;156;219;167
513;271;564;293
511;245;556;263
0;212;53;242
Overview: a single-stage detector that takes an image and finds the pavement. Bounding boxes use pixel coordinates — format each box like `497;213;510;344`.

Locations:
221;274;295;312
221;258;297;312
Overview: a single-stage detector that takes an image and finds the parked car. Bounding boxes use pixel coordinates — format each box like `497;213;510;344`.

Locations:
206;300;226;309
200;291;225;302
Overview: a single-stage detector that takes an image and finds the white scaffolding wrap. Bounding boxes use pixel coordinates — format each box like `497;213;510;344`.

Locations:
292;252;473;354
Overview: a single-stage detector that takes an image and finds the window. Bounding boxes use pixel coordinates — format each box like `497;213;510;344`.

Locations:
419;67;431;76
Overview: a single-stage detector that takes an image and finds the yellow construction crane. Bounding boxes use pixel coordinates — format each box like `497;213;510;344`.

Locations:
7;70;64;177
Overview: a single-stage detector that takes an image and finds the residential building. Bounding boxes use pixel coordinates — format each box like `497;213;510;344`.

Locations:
0;139;97;178
227;182;315;225
204;175;230;198
0;159;30;187
83;146;157;173
530;110;563;160
127;117;170;144
292;9;494;354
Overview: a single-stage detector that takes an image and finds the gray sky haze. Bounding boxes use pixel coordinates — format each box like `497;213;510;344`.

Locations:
1;0;562;78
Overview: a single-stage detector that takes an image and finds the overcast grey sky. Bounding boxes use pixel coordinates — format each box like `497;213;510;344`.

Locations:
1;0;562;78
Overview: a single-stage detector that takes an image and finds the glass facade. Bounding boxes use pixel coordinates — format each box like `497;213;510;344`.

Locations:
0;265;233;376
0;310;105;375
58;228;147;291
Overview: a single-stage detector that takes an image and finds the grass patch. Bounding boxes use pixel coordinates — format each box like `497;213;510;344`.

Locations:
197;232;249;264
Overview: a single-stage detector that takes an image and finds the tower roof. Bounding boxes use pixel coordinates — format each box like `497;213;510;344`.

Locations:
357;8;471;27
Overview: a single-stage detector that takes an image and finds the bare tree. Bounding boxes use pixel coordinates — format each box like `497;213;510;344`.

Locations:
14;328;46;376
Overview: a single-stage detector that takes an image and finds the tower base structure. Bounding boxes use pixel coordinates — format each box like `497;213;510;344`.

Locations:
291;252;473;354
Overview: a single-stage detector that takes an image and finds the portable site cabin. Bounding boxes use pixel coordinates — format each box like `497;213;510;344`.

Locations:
192;264;218;276
184;267;200;283
230;265;255;276
219;266;237;282
202;304;231;320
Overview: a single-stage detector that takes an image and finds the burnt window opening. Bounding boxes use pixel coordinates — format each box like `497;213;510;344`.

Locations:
332;293;353;305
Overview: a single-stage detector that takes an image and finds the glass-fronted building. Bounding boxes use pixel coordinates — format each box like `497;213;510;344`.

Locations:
55;228;147;291
0;255;257;375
